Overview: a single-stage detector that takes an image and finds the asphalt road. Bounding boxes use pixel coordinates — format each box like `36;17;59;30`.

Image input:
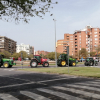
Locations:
0;64;100;100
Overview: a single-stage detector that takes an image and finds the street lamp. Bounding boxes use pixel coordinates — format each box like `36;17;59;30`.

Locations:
53;18;57;67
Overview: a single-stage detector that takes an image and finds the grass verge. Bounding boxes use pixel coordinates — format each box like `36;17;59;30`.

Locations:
19;67;100;78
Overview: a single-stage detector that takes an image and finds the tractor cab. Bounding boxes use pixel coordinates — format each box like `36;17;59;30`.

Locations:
34;55;42;63
58;54;68;60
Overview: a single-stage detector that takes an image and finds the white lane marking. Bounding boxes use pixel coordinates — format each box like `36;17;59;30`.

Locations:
64;84;100;92
0;77;77;89
20;91;51;100
52;86;100;99
80;81;100;85
0;81;35;89
37;88;85;100
9;69;14;71
74;82;100;87
0;93;19;100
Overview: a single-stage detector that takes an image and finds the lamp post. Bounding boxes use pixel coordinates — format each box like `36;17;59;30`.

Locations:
53;19;57;67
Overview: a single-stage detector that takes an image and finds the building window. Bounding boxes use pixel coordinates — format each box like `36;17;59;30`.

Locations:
95;38;98;40
95;32;98;34
95;35;98;37
94;28;97;31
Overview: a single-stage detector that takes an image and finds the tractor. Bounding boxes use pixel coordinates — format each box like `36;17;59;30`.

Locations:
57;54;76;67
84;57;98;66
30;55;49;68
0;54;16;68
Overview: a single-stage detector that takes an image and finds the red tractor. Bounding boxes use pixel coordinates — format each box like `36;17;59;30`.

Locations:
30;55;49;68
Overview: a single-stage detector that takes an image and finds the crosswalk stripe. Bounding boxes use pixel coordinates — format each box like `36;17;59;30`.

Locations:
64;84;100;92
37;88;85;100
20;91;51;100
85;81;100;84
52;86;100;99
74;82;100;87
0;94;19;100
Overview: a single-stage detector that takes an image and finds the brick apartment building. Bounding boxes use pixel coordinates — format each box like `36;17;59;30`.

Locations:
56;26;100;59
56;34;74;56
0;36;16;54
35;50;49;56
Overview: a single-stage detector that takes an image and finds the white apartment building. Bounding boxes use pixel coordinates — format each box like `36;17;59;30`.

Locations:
16;43;34;55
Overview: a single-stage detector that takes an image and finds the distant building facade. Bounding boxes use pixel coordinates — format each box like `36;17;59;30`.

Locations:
0;36;16;54
56;26;100;59
16;43;34;55
56;34;74;56
35;50;49;56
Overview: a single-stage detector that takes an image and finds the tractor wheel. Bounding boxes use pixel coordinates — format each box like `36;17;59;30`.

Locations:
57;64;60;67
89;61;93;66
61;61;66;67
95;62;98;66
43;62;49;67
72;62;76;67
30;60;37;68
9;65;12;68
3;62;9;68
84;62;86;66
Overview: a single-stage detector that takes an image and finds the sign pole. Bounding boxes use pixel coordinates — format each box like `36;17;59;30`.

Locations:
67;46;69;73
94;57;95;67
21;52;23;69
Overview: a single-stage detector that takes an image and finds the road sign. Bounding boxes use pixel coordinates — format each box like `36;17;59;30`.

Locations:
67;46;69;55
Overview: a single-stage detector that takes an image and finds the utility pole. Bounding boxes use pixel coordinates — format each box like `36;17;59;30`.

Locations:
21;52;23;69
67;46;69;73
53;19;57;67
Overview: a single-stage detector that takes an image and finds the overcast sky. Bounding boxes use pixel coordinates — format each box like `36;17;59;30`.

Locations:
0;0;100;52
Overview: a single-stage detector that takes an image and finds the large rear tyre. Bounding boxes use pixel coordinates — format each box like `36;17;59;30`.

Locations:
95;62;98;66
72;62;76;67
61;61;66;67
43;62;49;67
89;61;93;66
30;60;37;68
9;65;12;68
3;62;9;68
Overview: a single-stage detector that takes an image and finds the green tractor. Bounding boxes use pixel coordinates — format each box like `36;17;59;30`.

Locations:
0;55;16;68
57;54;76;67
84;57;98;66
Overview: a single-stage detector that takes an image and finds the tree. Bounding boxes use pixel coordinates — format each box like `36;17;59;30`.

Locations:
90;52;96;57
47;52;60;60
47;52;55;60
79;48;88;58
95;45;100;56
19;51;27;59
0;0;58;23
0;50;11;58
12;52;20;60
28;54;33;60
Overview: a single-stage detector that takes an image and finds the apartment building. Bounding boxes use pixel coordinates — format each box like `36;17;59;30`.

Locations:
56;26;100;59
0;36;16;54
16;43;34;55
35;50;49;56
56;34;74;56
